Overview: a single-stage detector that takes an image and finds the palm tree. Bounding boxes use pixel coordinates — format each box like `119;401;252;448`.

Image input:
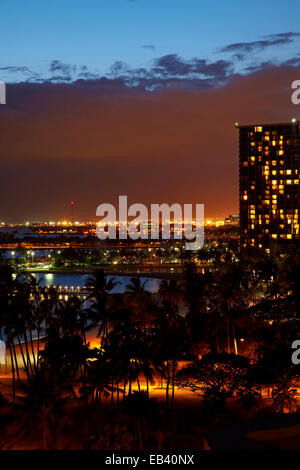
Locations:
125;277;151;329
213;264;248;354
85;270;119;349
16;366;75;449
158;279;183;314
121;391;158;450
272;374;297;413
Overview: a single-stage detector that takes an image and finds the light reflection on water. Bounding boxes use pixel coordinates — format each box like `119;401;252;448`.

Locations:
30;272;161;293
4;273;187;343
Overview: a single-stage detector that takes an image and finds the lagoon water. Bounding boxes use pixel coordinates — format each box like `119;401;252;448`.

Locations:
32;272;162;294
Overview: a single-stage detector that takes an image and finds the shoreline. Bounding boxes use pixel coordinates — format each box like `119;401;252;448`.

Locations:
14;267;185;280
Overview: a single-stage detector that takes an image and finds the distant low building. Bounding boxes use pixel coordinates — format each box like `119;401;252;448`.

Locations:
224;214;239;225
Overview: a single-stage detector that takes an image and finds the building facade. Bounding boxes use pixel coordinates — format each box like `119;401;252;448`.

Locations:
238;120;300;248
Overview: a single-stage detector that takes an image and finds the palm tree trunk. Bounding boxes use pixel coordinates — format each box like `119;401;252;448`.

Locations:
137;374;141;392
137;418;143;450
42;415;48;450
110;379;114;414
171;362;176;407
123;376;127;399
226;319;231;353
8;343;16;403
23;334;33;375
17;336;30;378
100;322;106;351
37;327;40;368
166;361;170;406
116;381;120;407
216;328;220;353
12;342;20;381
29;330;36;369
128;365;132;395
232;322;238;355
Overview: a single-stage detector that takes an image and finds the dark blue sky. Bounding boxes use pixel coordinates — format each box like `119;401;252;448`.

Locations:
1;0;300;84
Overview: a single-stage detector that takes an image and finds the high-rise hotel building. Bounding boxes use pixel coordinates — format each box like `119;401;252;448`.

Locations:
238;120;300;248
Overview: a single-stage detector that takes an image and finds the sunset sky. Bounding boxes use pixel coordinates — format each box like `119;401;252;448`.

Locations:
1;0;300;222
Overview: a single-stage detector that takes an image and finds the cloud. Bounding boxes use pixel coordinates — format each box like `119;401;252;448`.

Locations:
219;31;300;58
2;31;300;91
153;54;232;78
107;54;234;91
284;56;300;67
48;60;77;81
141;45;155;51
0;65;40;82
